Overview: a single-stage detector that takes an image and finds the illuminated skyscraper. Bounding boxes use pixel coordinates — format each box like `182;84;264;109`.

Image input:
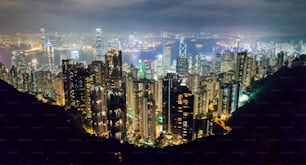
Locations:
179;37;187;58
235;51;248;83
16;51;28;92
107;88;126;141
243;53;253;87
105;49;122;89
131;80;156;140
29;59;38;93
62;60;93;118
217;84;232;118
95;28;104;62
230;81;239;113
176;37;188;76
214;53;222;74
137;60;145;79
35;70;54;98
176;85;194;142
138;60;153;80
0;63;8;82
176;57;188;76
162;73;194;142
87;61;107;86
162;73;182;133
75;66;93;119
45;40;55;71
9;65;18;88
153;54;164;80
40;24;46;49
221;50;234;73
91;85;108;137
62;59;77;107
163;44;172;72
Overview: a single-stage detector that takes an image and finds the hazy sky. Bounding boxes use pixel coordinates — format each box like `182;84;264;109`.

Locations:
0;0;305;36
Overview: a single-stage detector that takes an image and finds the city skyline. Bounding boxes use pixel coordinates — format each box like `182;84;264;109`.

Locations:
0;0;306;37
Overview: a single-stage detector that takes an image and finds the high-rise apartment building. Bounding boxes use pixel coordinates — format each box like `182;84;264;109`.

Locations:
105;49;122;89
91;85;108;137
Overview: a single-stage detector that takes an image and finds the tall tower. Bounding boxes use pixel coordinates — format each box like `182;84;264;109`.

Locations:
163;44;172;72
162;73;194;142
16;51;27;92
45;40;55;71
40;24;46;49
162;73;181;133
131;80;156;140
235;51;248;83
243;53;253;87
179;37;187;58
214;53;222;74
91;85;108;137
95;28;104;62
107;88;126;141
176;37;188;76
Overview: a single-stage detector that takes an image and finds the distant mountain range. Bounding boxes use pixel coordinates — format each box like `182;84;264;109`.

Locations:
0;66;305;164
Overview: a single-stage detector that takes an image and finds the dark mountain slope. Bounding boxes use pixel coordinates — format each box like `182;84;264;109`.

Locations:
0;80;128;164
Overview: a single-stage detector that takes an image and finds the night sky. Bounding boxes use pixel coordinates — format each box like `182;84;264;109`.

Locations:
0;0;306;36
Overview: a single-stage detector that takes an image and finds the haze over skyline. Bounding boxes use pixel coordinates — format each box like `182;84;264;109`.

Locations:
0;0;306;37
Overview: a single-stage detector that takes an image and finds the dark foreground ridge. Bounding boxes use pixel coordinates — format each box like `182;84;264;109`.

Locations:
0;80;132;164
0;66;305;164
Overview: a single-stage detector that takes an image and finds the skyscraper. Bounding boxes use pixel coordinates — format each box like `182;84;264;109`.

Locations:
62;59;77;107
138;60;153;80
87;61;107;86
16;51;27;92
217;84;232;118
162;73;182;133
153;54;164;80
107;88;126;141
162;73;194;142
179;37;187;58
177;85;194;142
40;24;46;49
242;53;253;87
29;59;38;93
95;28;104;62
45;40;55;71
214;53;222;74
235;51;248;83
176;37;188;76
163;44;172;72
91;85;108;137
105;49;122;89
131;80;156;140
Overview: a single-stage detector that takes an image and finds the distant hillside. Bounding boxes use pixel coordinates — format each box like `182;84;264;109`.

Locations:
0;66;305;164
